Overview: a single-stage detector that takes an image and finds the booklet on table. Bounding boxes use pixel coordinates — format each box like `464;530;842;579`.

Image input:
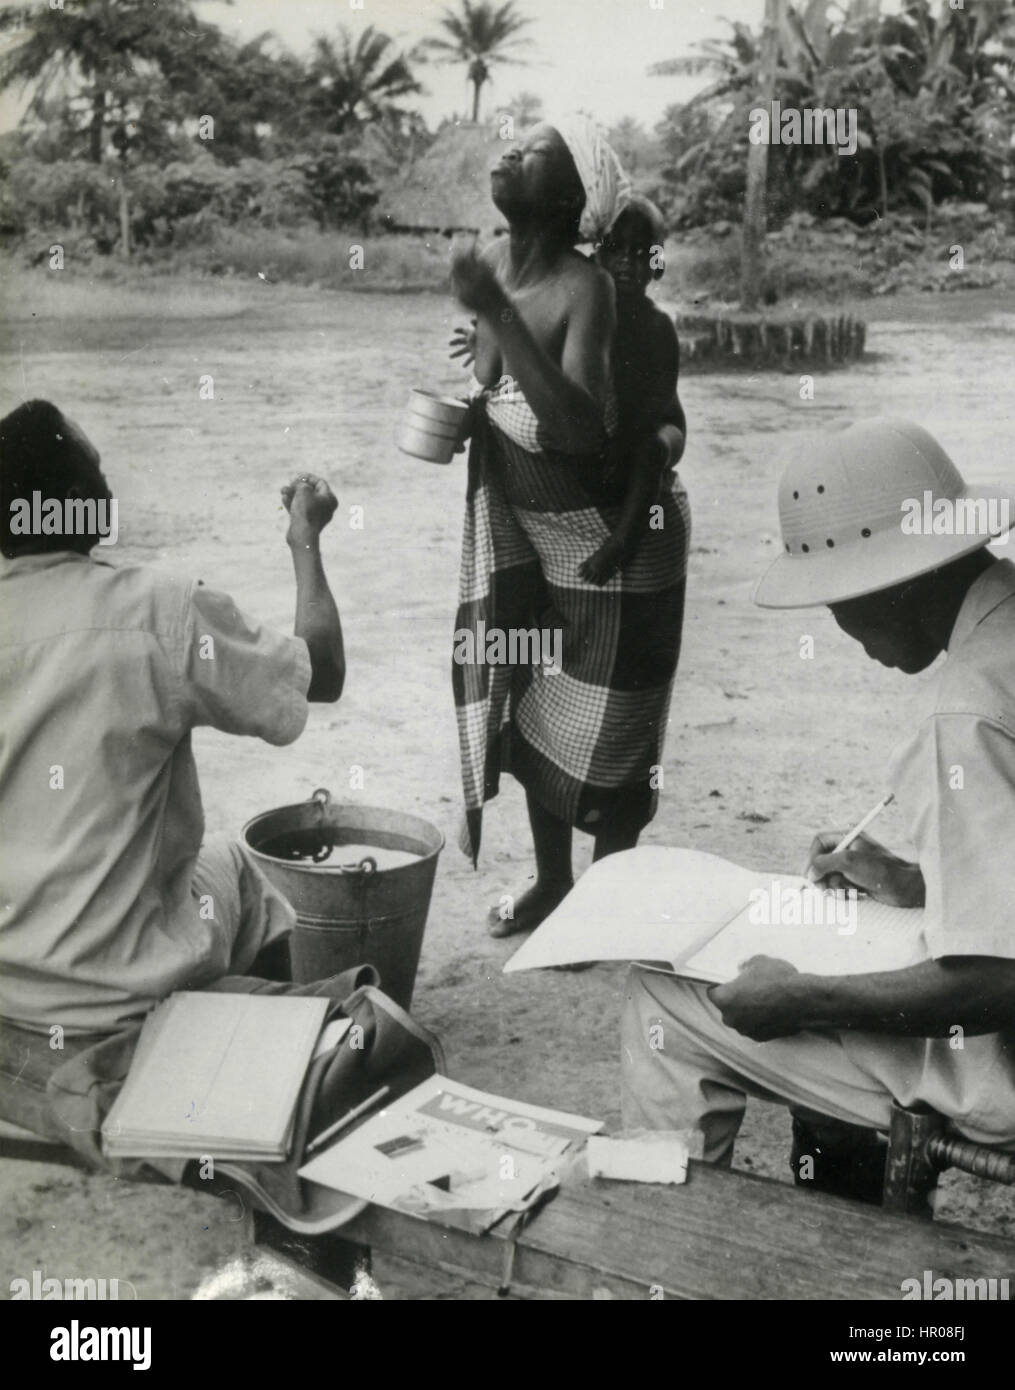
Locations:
298;1074;602;1235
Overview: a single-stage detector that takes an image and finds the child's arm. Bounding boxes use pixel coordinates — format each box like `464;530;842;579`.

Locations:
619;313;679;429
579;313;680;586
658;392;687;468
579;434;665;585
658;415;686;470
653;323;687;468
617;319;686;474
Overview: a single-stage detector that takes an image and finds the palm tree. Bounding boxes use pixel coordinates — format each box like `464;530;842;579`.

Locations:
650;0;786;308
740;0;782;309
306;26;423;135
425;1;534;123
0;0;210;163
648;17;765;95
648;0;881;87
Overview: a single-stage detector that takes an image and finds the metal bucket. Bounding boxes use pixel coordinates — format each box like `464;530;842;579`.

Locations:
242;789;444;1010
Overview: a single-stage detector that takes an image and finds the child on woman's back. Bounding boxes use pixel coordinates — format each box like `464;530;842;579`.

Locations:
580;195;687;584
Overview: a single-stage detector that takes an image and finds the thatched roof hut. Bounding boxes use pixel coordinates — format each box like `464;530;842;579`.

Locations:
379;122;507;236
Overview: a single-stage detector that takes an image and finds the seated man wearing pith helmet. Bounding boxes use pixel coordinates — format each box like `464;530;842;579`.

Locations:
622;418;1015;1199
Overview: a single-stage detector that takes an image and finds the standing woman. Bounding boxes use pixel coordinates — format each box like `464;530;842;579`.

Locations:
451;116;687;936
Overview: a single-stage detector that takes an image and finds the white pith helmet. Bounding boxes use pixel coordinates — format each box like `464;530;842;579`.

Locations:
754;418;1015;609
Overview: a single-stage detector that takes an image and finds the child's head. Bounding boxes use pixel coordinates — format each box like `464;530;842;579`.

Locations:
597;195;666;299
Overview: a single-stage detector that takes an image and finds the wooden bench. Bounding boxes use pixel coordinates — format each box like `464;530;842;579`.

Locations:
252;1159;1015;1301
6;1115;1015;1301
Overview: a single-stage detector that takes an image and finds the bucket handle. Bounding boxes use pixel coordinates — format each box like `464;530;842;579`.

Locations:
309;790;377;874
306;788;334;862
338;856;377;875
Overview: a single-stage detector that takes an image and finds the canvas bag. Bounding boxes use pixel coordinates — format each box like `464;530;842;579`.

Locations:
217;979;446;1233
3;967;444;1235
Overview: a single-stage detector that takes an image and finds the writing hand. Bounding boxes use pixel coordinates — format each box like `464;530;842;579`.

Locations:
806;831;925;907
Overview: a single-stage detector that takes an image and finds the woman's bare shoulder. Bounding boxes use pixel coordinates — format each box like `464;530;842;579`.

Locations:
562;248;610;283
561;251;615;310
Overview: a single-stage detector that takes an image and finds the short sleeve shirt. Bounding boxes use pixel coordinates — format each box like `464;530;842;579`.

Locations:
0;551;311;1032
888;558;1015;961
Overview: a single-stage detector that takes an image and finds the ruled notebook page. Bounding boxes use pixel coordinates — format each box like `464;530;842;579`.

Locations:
682;879;927;985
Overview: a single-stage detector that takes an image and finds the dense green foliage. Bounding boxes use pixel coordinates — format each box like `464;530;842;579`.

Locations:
0;0;424;254
0;0;1011;270
651;0;1015;229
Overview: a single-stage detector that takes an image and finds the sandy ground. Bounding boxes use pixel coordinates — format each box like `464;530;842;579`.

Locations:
1;273;1014;1299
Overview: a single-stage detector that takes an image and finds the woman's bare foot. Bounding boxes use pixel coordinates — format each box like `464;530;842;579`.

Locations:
487;879;573;938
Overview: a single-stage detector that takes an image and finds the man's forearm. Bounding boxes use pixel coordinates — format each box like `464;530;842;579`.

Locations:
290;538;344;702
789;957;1015;1037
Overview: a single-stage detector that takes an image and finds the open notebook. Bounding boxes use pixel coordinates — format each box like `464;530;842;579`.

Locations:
503;846;926;983
102;992;333;1161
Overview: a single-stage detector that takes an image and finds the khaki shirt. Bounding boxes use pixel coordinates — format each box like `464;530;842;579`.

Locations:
890;557;1015;961
0;551;310;1032
841;558;1015;1132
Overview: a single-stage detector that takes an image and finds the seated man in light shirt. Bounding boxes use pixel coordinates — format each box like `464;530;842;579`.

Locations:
0;398;344;1056
622;418;1015;1200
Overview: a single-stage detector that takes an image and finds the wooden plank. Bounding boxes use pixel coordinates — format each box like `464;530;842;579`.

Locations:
337;1162;1015;1301
514;1166;1014;1300
341;1205;513;1290
372;1253;524;1301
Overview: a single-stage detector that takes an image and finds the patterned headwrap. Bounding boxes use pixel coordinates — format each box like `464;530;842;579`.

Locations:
551;113;631;244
